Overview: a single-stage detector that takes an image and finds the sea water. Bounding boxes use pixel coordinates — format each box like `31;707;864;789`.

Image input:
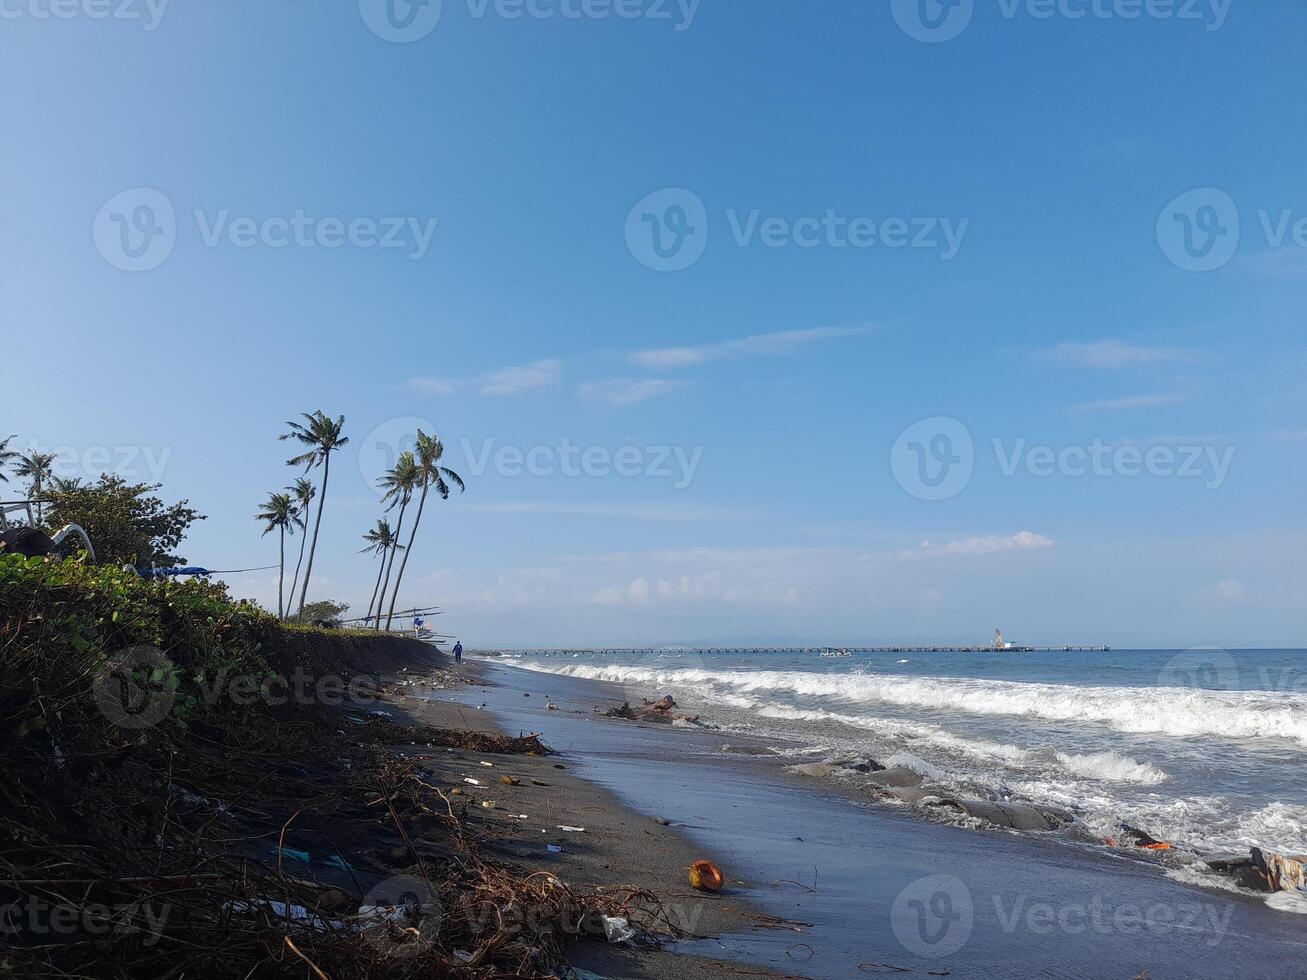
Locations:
501;648;1307;870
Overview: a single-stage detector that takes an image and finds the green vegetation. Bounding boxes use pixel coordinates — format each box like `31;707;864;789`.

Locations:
40;475;206;568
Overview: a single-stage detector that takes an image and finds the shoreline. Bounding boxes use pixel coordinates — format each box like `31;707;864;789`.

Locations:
391;659;791;979
418;657;1307;979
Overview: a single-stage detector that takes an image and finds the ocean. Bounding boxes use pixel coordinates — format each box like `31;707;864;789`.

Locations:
498;646;1307;899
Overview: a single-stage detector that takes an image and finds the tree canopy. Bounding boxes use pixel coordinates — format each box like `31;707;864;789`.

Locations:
42;476;206;568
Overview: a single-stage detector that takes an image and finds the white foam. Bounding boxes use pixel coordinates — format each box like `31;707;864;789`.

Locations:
520;662;1307;746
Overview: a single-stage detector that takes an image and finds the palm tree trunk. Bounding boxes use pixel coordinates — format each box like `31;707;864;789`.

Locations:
366;551;387;626
386;482;429;630
374;498;408;631
287;523;308;617
277;526;285;619
33;476;42;524
296;456;330;621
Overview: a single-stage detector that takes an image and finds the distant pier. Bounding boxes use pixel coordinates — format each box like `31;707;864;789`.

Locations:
472;644;1112;656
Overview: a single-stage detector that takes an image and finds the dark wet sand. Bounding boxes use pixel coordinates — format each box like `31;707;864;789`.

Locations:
389;666;789;979
395;659;1307;980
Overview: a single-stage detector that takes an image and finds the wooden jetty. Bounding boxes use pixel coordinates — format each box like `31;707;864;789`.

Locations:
472;644;1112;656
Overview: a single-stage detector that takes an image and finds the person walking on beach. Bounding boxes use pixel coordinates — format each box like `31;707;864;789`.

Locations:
453;640;463;665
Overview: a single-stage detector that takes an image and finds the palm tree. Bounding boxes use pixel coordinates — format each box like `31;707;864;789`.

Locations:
0;436;18;486
360;519;402;628
373;452;420;630
285;477;315;607
15;451;57;523
279;411;348;621
256;492;296;618
385;430;464;630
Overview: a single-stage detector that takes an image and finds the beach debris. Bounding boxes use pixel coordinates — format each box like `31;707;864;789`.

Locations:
558;825;586;833
1209;847;1307;893
480;761;495;767
464;778;481;785
653;816;671;826
689;859;724;893
599;914;637;944
1116;824;1174;850
547;702;559;710
500;775;521;786
547;844;564;853
602;695;700;725
531;779;550;786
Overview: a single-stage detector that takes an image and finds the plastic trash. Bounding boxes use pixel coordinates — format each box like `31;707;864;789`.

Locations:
547;844;563;853
557;825;586;833
500;775;520;786
464;778;481;785
600;915;636;944
689;860;724;893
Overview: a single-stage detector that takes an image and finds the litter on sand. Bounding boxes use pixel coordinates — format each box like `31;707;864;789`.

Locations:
557;825;586;833
689;860;725;892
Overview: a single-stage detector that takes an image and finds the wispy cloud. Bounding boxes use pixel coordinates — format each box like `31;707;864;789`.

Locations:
1071;393;1187;412
629;326;867;370
409;359;562;397
578;378;687;406
1041;340;1199;369
905;531;1054;560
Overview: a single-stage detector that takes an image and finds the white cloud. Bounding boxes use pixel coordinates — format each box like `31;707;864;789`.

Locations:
907;531;1055;559
578;378;687;406
408;359;562;397
629;326;867;370
1071;394;1187;412
1042;340;1198;369
1204;578;1247;603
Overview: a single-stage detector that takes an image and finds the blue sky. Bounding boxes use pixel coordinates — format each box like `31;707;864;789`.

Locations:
3;0;1304;646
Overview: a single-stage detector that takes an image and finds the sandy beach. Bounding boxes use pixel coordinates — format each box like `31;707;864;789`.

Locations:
402;657;1307;980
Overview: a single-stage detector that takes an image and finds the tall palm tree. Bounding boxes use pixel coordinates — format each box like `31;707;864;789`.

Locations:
0;436;18;486
386;430;464;630
360;518;402;627
256;492;296;619
279;411;348;621
285;477;315;607
373;452;419;630
15;451;57;523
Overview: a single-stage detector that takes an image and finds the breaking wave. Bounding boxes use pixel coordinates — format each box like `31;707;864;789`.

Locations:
521;662;1307;747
